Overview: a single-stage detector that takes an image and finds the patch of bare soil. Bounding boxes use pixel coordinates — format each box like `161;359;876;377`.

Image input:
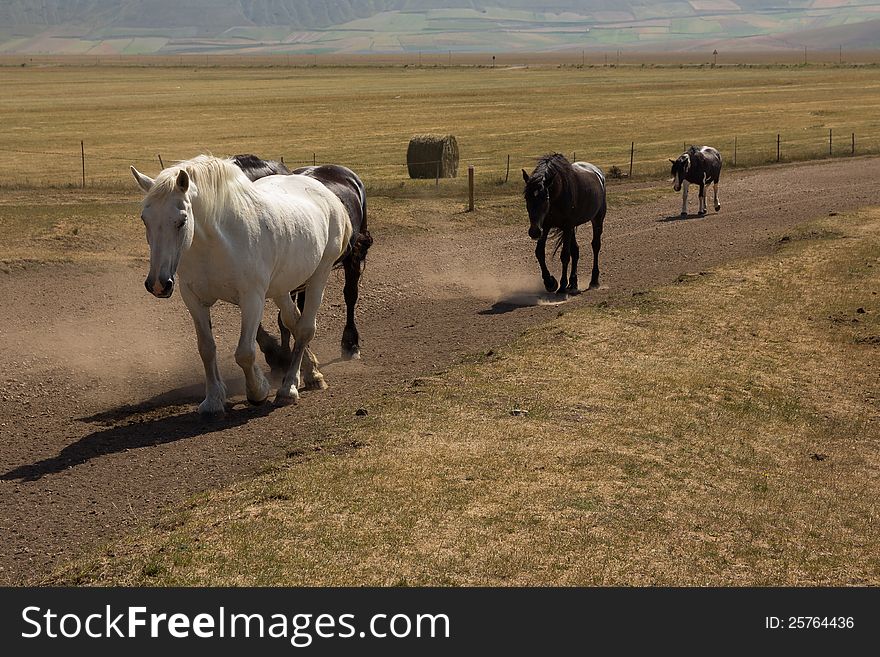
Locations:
1;158;878;584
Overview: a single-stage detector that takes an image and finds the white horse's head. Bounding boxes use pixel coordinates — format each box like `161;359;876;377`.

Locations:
131;165;196;298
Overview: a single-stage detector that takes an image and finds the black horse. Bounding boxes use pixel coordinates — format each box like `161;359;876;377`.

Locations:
670;145;722;217
232;154;373;370
522;154;606;293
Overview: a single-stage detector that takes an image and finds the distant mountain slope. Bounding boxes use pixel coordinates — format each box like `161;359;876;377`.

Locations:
1;1;879;54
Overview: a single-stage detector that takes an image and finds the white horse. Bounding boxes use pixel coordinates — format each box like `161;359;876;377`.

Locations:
130;155;352;416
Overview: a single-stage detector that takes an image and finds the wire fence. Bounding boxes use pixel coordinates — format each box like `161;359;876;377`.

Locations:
2;126;879;193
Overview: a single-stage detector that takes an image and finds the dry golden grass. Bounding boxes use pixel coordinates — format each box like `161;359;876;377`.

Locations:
1;63;879;192
54;208;880;586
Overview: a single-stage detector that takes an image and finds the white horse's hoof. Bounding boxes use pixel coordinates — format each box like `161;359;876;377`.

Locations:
198;398;226;418
303;376;328;391
247;377;271;405
274;389;299;406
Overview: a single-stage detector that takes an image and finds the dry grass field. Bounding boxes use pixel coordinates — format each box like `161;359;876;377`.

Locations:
1;63;879;194
52;208;879;586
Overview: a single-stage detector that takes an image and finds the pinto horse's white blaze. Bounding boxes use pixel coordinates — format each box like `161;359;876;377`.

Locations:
131;155;351;415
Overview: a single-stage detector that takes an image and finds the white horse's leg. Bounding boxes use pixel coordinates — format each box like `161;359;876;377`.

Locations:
275;294;326;391
180;285;227;417
699;184;707;214
277;281;325;405
236;293;271;405
713;181;721;212
680;181;689;216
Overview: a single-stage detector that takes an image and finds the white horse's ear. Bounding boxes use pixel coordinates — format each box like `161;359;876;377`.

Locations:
522;169;529;183
176;169;189;193
130;166;154;192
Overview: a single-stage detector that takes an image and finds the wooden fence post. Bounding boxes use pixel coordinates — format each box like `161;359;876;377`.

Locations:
81;140;85;188
313;153;316;166
467;165;474;212
777;134;780;162
829;128;833;156
158;154;164;169
629;141;634;178
733;136;737;166
852;132;855;155
504;154;510;183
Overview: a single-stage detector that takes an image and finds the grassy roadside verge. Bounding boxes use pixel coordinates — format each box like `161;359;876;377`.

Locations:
52;209;879;586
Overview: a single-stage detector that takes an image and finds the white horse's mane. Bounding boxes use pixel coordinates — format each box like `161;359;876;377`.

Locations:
145;154;259;225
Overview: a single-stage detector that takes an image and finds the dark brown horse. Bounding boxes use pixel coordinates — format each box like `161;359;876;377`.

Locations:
522;154;606;293
232;154;373;370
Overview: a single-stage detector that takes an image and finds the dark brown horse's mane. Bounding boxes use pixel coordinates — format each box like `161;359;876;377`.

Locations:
524;153;580;207
524;153;580;252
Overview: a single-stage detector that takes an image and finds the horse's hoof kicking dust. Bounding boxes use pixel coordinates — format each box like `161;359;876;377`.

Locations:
341;346;361;361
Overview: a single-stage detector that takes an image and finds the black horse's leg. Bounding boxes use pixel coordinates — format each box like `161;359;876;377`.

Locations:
568;230;580;293
589;215;604;289
272;293;298;367
558;229;572;294
256;322;290;376
287;290;326;389
341;255;362;360
278;309;291;353
536;229;557;293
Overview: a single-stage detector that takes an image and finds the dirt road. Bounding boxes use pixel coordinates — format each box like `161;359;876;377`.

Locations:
1;157;878;584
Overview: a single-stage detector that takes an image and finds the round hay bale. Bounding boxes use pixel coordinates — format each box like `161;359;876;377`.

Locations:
407;134;459;179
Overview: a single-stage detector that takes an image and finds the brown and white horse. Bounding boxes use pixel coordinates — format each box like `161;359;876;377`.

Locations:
670;146;722;217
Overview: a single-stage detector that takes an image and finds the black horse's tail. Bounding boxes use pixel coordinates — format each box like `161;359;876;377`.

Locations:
339;189;373;272
549;226;572;256
349;229;373;270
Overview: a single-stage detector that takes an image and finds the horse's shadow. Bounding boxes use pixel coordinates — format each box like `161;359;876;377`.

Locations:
79;382;214;426
479;291;574;315
2;387;271;483
657;212;709;223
